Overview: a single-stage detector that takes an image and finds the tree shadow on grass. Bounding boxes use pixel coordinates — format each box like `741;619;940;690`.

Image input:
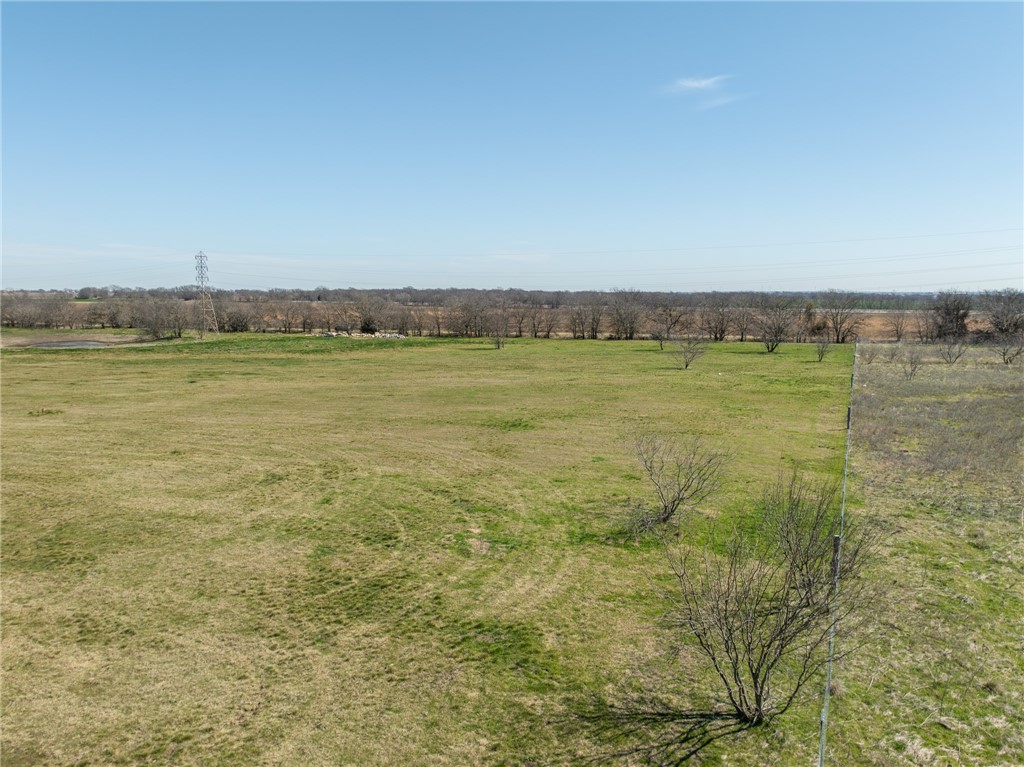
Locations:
565;689;752;766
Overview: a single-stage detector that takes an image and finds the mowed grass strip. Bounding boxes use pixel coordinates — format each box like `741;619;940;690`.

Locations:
2;336;853;766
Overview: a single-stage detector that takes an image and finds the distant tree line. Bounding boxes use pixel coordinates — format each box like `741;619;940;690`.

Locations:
2;287;1021;351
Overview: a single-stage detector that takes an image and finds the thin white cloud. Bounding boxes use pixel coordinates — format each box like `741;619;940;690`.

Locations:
697;94;747;111
667;75;732;93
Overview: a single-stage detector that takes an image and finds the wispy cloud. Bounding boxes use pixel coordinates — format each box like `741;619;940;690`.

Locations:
663;74;747;111
667;75;732;93
697;94;746;111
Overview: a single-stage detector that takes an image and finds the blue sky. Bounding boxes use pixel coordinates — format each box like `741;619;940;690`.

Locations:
2;1;1022;292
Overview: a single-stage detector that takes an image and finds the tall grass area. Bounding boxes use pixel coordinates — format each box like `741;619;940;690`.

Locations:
0;335;884;765
830;347;1023;766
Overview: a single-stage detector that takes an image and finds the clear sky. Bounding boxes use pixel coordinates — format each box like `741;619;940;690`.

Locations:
2;1;1022;293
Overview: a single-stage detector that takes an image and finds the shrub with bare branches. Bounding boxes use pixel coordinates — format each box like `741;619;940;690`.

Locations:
670;336;708;370
988;332;1024;365
631;433;729;530
901;347;924;380
814;336;833;362
936;336;970;365
664;474;876;725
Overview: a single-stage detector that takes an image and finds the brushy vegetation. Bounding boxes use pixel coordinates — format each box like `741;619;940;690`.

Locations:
2;334;1019;765
827;345;1024;766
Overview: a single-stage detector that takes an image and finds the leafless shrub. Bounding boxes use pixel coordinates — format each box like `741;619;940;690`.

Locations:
670;336;708;370
860;345;879;364
815;336;833;362
885;344;903;363
901;347;924;380
631;433;729;529
936;336;970;365
988;332;1024;365
664;473;876;725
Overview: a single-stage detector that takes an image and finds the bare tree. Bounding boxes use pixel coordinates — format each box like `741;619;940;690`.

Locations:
222;302;253;333
814;335;833;362
586;303;605;340
980;288;1024;336
651;304;693;350
536;307;560;338
356;295;387;334
730;304;755;342
886;297;909;342
166;300;190;338
38;298;75;329
632;433;729;529
795;301;825;344
859;344;879;364
568;303;588;339
134;298;172;339
664;474;875;725
246;296;271;333
526;302;543;338
449;298;488;337
610;289;646;340
300;303;317;334
819;290;863;343
754;295;800;353
670;336;708;370
1;295;28;327
431;307;445;337
699;295;732;342
912;309;939;343
488;301;511;349
408;308;426;337
275;301;301;334
509;303;530;338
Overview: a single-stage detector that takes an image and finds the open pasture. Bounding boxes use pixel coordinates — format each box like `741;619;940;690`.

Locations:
0;335;882;764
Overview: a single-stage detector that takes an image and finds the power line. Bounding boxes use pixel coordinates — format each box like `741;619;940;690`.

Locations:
202;226;1023;261
207;245;1020;283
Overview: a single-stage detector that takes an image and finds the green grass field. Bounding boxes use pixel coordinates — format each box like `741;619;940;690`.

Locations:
2;335;1019;765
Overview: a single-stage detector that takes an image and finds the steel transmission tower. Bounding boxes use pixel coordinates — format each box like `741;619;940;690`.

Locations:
194;251;219;339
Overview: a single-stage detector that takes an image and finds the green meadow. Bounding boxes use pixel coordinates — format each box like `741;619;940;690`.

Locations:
2;336;1020;765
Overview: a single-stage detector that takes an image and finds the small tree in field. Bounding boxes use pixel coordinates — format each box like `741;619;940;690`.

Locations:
814;335;833;362
671;336;708;369
632;433;728;530
664;474;875;725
